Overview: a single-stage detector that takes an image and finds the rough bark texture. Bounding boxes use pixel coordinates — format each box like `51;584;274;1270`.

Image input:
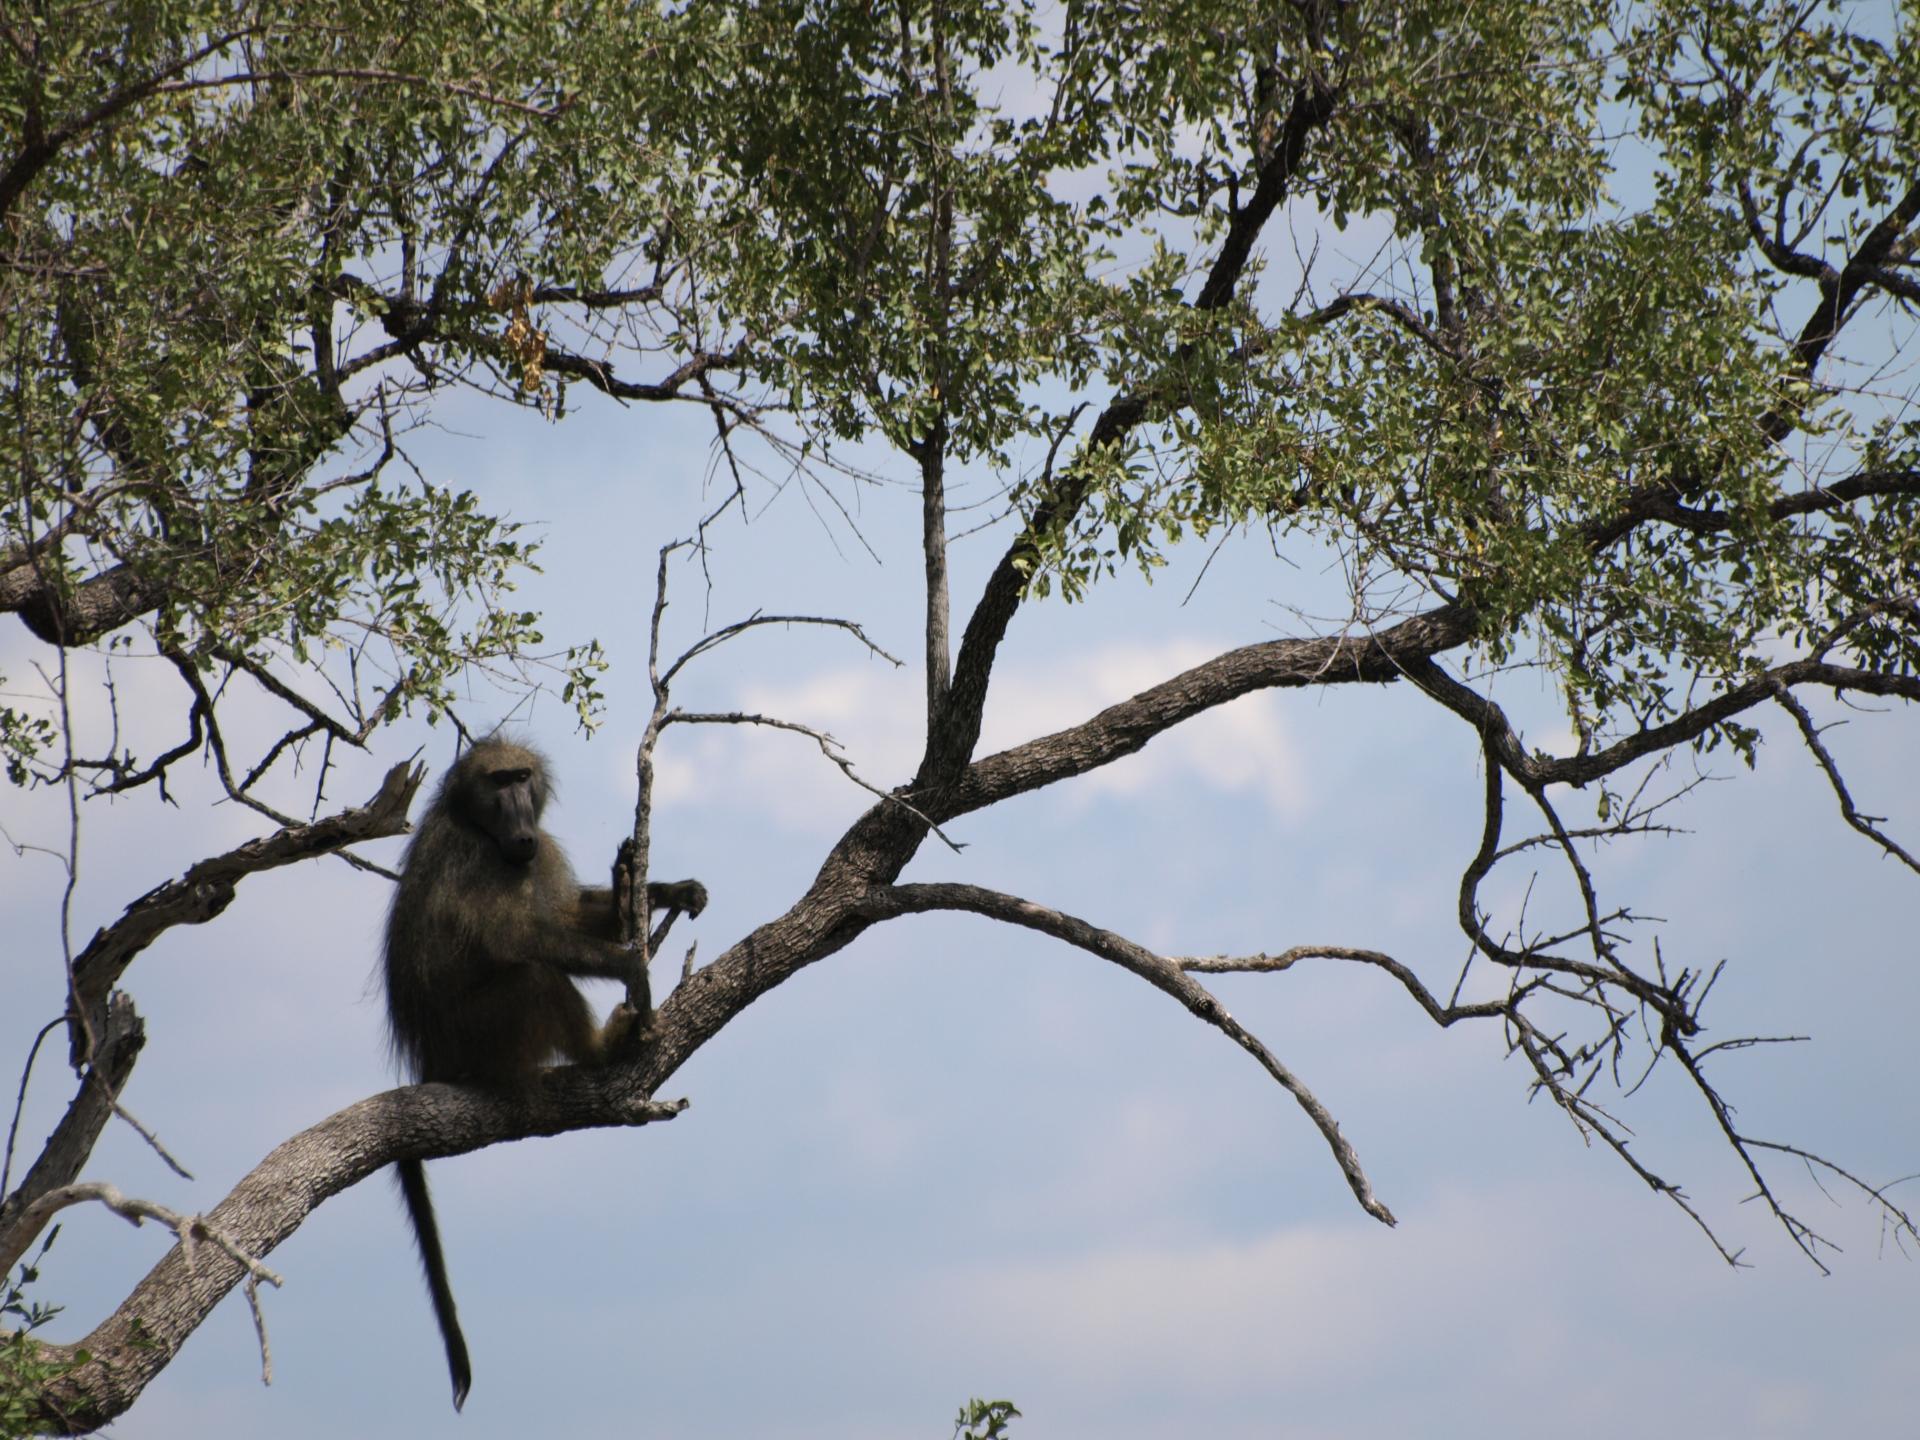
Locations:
32;1075;683;1432
0;997;144;1257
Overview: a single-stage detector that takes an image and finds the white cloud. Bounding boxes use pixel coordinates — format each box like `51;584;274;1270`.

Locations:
979;640;1308;820
921;1188;1520;1391
657;639;1310;834
649;659;924;832
901;1175;1917;1437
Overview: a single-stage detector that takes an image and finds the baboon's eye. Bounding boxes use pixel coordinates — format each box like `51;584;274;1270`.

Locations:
488;768;532;788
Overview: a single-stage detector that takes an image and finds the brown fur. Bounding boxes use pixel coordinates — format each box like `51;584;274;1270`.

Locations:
381;737;705;1408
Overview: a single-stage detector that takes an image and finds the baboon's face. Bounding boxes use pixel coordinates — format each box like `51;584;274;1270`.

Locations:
478;763;541;865
452;744;548;865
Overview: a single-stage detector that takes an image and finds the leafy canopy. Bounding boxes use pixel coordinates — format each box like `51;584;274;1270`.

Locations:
4;0;1916;802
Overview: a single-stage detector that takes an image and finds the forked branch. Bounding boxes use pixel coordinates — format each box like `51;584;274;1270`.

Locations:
64;760;424;1059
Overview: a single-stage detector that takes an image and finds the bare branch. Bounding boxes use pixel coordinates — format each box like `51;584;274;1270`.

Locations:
862;882;1396;1226
65;761;424;1060
1407;655;1919;799
1693;1034;1809;1062
0;997;143;1244
669;709;963;852
1179;947;1514;1026
1507;1010;1750;1269
535;342;748;406
0;1181;282;1293
1662;1030;1841;1272
1742;1139;1920;1251
662;613;903;688
1;1019;64;1200
22;1076;686;1433
939;604;1473;820
1773;689;1920;874
109;1102;193;1182
244;1278;274;1388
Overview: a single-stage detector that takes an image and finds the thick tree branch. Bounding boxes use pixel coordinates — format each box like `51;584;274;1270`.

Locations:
1786;177;1920;395
3;563;168;648
1582;176;1920;559
22;1074;685;1434
924;68;1340;787
938;605;1473;820
65;761;424;1064
0;997;143;1246
1624;468;1920;534
524;340;748;406
1406;654;1920;793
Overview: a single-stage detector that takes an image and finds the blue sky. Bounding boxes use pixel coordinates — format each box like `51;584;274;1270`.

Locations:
4;367;1916;1438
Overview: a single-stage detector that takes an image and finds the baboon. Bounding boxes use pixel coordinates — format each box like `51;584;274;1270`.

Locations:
382;737;706;1410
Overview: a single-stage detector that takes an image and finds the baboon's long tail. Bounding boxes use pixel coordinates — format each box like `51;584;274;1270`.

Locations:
396;1158;472;1410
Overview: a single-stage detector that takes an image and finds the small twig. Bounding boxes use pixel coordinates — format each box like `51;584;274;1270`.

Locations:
1693;1034;1810;1062
1508;1012;1749;1269
669;709;964;852
1664;1026;1839;1273
1491;773;1703;859
0;1180;284;1286
662;612;902;688
245;1277;274;1386
1178;947;1514;1026
1774;688;1920;874
112;1102;194;1181
2;1018;64;1199
1741;1141;1919;1245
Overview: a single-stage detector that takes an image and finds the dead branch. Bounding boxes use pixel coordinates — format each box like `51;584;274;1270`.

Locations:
1178;946;1516;1026
860;882;1397;1227
662;612;903;687
0;997;144;1246
0;1181;282;1290
65;760;424;1064
669;709;964;852
1773;688;1920;874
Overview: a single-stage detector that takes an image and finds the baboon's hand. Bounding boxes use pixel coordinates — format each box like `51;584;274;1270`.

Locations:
650;877;708;918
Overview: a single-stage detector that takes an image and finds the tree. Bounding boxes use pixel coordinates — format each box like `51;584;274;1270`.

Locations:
2;0;1916;1431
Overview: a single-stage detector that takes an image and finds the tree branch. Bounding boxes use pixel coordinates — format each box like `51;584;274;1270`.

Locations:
1773;689;1920;874
1178;947;1514;1027
0;997;144;1248
65;761;424;1064
1405;654;1920;794
1300;291;1461;364
937;605;1473;821
860;882;1396;1226
925;67;1340;787
22;1075;686;1434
